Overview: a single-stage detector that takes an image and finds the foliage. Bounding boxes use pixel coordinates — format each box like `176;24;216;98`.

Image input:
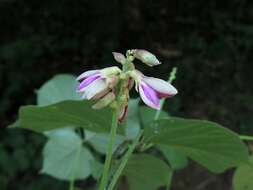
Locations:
233;156;253;190
1;1;253;189
10;74;250;190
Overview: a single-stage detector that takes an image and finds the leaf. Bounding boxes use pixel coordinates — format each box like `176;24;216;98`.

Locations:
86;132;125;154
233;156;253;190
123;154;172;190
37;74;81;106
144;117;249;173
41;129;94;180
90;160;103;180
139;106;169;126
18;100;114;133
158;145;188;170
125;99;141;139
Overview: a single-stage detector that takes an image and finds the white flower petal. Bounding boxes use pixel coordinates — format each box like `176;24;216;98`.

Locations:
77;70;100;81
81;79;108;100
112;52;126;64
138;82;160;110
142;77;178;97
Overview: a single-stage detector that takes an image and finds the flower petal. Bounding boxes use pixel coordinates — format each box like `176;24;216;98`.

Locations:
92;92;115;109
77;74;101;92
76;70;100;81
139;82;160;109
142;77;178;97
81;79;108;100
112;52;126;64
118;105;128;123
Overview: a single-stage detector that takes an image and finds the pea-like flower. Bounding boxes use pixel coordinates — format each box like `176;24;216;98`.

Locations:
130;70;178;109
77;66;121;100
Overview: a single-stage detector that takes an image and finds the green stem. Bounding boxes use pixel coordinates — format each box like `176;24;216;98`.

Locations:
155;67;177;190
69;180;74;190
239;135;253;141
108;131;143;190
154;67;177;121
154;98;166;120
166;172;173;190
98;108;119;190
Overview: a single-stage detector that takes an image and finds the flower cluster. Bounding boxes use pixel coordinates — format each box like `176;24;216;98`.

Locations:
77;49;178;121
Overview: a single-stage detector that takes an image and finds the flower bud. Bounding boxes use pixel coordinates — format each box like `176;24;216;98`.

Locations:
133;49;161;67
92;92;115;109
112;52;126;64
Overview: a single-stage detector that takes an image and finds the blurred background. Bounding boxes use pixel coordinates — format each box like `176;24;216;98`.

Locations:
0;0;252;189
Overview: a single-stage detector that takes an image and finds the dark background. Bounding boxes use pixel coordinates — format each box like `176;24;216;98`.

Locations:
0;0;252;189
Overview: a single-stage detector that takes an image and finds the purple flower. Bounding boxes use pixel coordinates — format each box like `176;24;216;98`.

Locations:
130;70;178;109
77;66;121;100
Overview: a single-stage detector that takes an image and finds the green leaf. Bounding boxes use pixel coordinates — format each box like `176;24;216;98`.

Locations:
233;156;253;190
18;100;114;133
37;74;81;106
90;160;103;180
144;117;249;173
158;145;188;170
41;129;94;180
123;154;172;190
85;131;125;154
139;106;169;126
125;99;141;139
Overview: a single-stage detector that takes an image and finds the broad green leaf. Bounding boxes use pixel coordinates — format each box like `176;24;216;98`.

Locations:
144;118;249;173
18;100;114;133
233;156;253;190
86;132;125;154
123;154;172;190
158;145;188;170
41;129;94;180
125;98;141;139
139;106;169;126
90;160;103;180
37;74;81;106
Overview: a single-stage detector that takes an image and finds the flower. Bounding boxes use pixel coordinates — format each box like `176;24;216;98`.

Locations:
133;49;161;67
130;70;178;109
76;66;121;100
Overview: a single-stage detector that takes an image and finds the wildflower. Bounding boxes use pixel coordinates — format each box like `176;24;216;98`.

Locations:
77;66;121;100
130;70;178;109
133;49;161;67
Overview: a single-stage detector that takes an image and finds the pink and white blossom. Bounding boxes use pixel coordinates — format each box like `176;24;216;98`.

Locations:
130;70;178;109
76;66;121;100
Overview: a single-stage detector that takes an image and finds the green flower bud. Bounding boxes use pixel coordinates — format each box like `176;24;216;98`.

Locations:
92;92;115;109
112;52;126;64
133;49;161;67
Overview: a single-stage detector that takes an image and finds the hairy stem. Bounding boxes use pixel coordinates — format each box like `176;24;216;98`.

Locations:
98;108;119;190
108;131;143;190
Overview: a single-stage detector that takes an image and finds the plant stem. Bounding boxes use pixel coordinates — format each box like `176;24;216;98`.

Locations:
154;98;166;120
98;108;119;190
69;180;74;190
155;67;177;190
154;67;177;121
166;172;173;190
239;135;253;141
108;131;143;190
